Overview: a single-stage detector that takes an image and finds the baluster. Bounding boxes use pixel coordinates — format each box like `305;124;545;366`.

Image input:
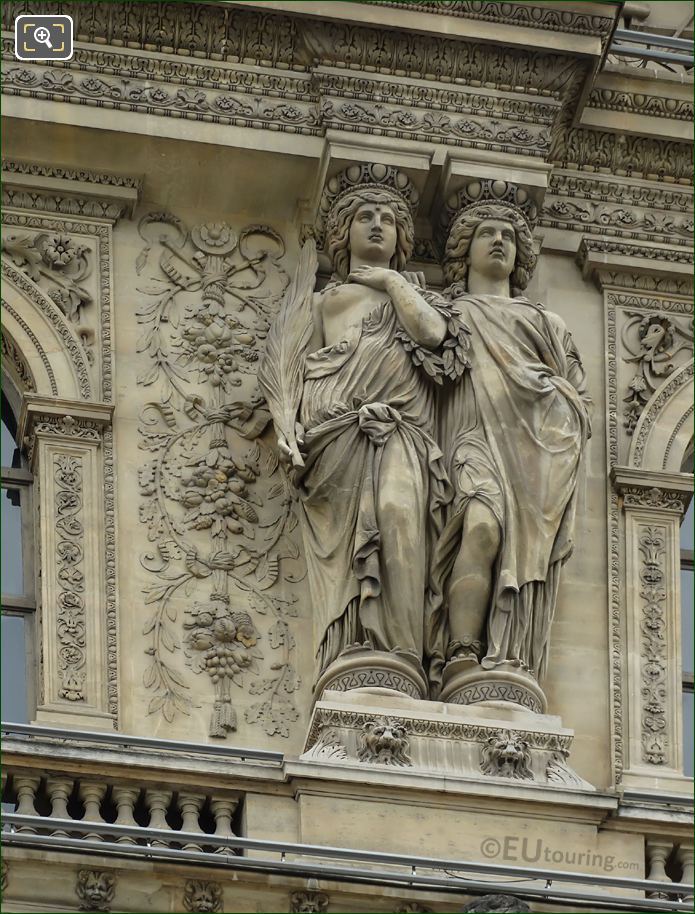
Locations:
13;775;40;833
112;786;140;845
47;777;74;837
646;838;673;899
210;797;238;855
678;845;694;903
79;780;107;842
177;792;204;851
145;788;173;848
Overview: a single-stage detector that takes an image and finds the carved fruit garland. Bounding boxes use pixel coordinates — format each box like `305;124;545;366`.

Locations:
136;213;302;737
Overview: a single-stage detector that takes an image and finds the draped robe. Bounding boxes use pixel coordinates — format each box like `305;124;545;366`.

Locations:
432;292;591;682
296;296;455;681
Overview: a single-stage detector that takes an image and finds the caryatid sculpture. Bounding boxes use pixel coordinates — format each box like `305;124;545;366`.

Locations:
259;163;470;699
432;180;592;711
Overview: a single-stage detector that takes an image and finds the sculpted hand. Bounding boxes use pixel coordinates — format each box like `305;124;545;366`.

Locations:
402;271;426;290
347;265;398;290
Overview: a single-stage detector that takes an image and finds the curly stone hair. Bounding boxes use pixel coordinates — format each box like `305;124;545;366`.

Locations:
326;187;415;280
443;203;536;294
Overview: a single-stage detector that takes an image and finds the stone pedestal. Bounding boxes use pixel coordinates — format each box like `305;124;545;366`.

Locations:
440;658;547;714
314;647;429;701
301;689;592;790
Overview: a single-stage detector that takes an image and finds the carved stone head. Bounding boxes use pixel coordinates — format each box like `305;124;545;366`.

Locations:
480;729;533;781
443;202;536;292
358;716;412;766
75;869;116;912
326;187;415;280
183;879;223;913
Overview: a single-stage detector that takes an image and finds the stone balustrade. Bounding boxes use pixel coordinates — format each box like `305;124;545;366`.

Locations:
646;838;694;903
2;768;240;853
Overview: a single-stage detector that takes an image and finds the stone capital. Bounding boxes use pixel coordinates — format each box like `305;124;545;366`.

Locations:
611;466;693;515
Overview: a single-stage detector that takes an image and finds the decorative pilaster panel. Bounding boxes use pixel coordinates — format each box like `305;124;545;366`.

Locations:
21;397;115;730
614;469;691;790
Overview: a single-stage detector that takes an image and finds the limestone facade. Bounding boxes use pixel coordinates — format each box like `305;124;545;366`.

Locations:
1;1;693;912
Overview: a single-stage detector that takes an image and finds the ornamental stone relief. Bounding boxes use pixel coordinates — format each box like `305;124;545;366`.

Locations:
136;212;303;738
1;229;96;355
54;453;87;702
183;880;223;913
621;312;693;434
75;869;116;913
637;525;668;766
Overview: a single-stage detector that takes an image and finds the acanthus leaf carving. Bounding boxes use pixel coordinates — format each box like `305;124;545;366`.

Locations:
136;212;303;738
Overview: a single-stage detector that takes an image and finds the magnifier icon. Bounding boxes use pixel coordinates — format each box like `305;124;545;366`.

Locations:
33;25;53;49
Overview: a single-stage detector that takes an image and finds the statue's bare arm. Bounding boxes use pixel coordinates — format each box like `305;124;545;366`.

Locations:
348;266;446;349
307;291;325;355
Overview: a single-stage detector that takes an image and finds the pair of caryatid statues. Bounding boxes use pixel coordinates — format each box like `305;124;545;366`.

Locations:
259;164;591;714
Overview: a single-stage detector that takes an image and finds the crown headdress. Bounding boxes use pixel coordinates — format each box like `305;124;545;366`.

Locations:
438;179;539;249
315;162;420;248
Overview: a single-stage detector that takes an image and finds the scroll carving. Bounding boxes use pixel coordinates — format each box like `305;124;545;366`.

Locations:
637;525;668;765
54;453;86;702
136;212;303;738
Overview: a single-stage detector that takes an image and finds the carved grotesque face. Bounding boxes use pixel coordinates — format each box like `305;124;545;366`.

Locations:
467;218;516;283
348;202;398;263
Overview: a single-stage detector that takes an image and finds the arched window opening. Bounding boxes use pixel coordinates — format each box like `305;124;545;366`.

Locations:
680;441;693;778
1;380;35;724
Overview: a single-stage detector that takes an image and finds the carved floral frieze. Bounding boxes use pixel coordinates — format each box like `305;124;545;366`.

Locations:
136;212;303;738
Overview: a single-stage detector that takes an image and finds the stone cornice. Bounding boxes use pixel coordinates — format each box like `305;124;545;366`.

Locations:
2;161;141;222
361;0;616;43
19;395;114;451
577;237;694;289
611;466;693;514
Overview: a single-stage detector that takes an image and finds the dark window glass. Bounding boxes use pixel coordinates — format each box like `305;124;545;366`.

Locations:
683;690;694;779
683;569;694;676
1;415;16;469
1;614;28;723
682;498;694;552
1;487;24;596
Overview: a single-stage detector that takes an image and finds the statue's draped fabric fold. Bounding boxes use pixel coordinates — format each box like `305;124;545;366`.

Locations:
296;299;454;680
432;293;591;681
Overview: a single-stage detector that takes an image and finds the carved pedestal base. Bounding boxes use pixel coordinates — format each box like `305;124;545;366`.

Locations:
439;659;547;714
301;690;592;790
314;647;428;701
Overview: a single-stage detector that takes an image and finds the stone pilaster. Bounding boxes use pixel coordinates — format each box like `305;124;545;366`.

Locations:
612;467;692;790
20;395;116;730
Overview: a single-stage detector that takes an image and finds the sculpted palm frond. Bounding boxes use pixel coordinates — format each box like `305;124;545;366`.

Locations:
258;237;317;467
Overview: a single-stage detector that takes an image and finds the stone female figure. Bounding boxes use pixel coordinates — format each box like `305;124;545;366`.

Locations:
432;189;591;703
260;166;468;696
